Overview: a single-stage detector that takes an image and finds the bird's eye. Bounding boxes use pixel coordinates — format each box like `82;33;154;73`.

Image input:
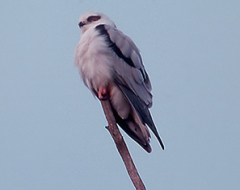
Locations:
87;15;101;23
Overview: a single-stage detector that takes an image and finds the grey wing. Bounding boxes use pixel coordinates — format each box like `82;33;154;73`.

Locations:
104;25;164;149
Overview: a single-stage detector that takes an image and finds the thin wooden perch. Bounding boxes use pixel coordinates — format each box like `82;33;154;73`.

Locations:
100;99;146;190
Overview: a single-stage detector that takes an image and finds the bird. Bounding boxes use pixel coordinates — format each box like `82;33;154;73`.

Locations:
75;11;164;153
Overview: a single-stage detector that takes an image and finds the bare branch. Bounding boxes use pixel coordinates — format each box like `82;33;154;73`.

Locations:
100;99;146;190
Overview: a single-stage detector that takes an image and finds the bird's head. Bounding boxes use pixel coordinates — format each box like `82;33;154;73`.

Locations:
78;12;116;33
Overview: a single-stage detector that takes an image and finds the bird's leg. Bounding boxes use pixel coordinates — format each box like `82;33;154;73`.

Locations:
98;87;108;100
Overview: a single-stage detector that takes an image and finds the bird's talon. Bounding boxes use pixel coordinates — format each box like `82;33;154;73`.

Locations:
98;88;108;100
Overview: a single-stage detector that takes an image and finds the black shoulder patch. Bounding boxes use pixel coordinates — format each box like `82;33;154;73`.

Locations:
95;24;135;67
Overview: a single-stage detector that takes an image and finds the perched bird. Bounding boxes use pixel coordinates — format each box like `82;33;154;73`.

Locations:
75;12;164;152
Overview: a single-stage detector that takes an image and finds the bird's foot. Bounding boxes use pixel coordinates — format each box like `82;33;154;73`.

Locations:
98;87;108;100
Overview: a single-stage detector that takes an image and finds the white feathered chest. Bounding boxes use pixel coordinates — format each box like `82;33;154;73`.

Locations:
75;26;115;93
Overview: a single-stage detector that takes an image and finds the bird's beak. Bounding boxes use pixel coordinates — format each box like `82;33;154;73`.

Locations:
78;21;85;28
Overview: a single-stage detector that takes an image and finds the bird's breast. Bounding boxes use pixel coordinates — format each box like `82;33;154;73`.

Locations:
75;31;115;93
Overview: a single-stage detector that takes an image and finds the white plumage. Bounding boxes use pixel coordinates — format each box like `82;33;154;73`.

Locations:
75;12;164;152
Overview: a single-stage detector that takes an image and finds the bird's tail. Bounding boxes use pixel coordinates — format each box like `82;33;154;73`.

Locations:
113;108;152;153
116;83;165;150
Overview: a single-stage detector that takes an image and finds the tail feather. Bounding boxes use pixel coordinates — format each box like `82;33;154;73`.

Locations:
112;109;152;153
116;83;165;150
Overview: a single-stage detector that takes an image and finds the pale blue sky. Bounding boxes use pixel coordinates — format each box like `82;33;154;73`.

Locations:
1;1;240;190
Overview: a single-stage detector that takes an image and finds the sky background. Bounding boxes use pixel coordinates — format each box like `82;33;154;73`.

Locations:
1;1;240;190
